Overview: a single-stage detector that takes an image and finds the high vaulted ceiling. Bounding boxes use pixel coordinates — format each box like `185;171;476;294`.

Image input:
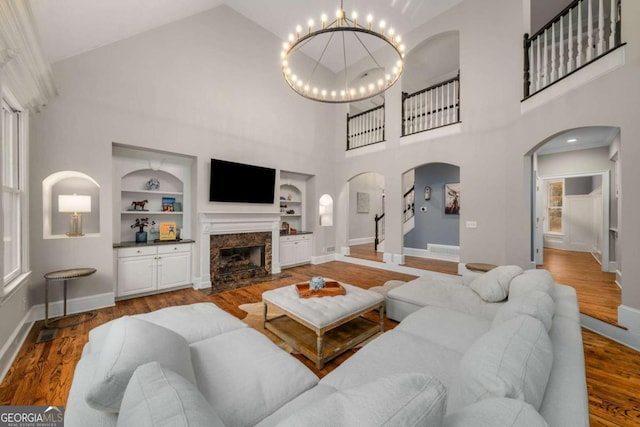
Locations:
30;0;463;64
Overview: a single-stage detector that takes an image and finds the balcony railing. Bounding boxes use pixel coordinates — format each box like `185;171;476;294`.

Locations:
402;74;460;137
403;186;415;223
347;104;385;151
524;0;621;98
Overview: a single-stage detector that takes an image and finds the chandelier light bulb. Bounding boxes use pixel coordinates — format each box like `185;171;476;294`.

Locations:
377;79;384;87
331;90;337;98
321;13;327;28
282;42;289;50
340;90;346;98
321;89;327;97
312;87;318;95
367;14;373;29
304;84;310;93
291;74;297;82
308;19;314;32
396;35;402;43
349;88;356;97
336;9;344;19
295;25;302;36
352;11;358;25
368;83;375;92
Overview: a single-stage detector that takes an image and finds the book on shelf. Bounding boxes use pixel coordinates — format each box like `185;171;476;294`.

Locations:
161;197;176;212
159;222;177;240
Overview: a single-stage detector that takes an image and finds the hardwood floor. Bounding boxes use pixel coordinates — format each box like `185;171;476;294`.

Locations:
349;243;622;327
542;247;621;327
348;242;459;275
0;261;638;426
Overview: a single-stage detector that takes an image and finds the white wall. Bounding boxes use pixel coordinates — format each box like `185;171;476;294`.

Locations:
17;0;640;331
27;5;336;306
332;0;640;316
348;173;384;243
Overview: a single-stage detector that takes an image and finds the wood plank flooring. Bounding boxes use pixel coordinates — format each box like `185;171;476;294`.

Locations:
349;243;622;327
0;261;638;426
542;248;621;327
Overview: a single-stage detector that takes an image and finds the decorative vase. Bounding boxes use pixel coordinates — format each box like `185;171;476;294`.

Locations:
135;231;147;243
309;276;325;290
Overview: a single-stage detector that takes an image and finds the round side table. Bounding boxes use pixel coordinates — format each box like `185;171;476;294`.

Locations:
44;268;97;329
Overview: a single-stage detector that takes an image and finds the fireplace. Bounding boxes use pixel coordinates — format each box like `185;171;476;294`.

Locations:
219;245;265;276
210;231;272;293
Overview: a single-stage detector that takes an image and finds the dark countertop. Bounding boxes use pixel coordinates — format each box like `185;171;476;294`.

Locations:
279;231;313;236
113;239;195;249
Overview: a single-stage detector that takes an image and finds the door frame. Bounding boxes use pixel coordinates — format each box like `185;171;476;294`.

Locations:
532;170;610;271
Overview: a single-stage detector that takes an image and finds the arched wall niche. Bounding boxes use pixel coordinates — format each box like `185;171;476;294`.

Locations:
43;171;101;239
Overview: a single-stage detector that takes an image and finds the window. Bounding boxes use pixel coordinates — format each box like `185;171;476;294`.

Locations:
547;180;563;233
2;97;27;289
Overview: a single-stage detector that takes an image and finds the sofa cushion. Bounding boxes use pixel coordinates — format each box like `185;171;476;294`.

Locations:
117;362;224;427
509;269;554;300
387;277;502;320
87;303;247;354
492;291;555;332
469;265;523;302
86;317;196;413
396;306;491;354
190;328;318;427
277;373;447;427
443;398;549;427
451;315;553;412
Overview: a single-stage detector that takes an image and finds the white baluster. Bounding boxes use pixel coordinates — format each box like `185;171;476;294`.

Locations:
609;0;616;49
577;2;583;67
559;16;565;78
597;0;605;54
550;23;557;82
535;34;542;92
587;0;594;61
429;89;433;129
448;83;452;124
420;92;424;131
453;80;458;122
568;7;575;73
542;29;548;87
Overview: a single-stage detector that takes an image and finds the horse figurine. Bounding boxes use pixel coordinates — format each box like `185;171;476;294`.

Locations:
131;200;148;211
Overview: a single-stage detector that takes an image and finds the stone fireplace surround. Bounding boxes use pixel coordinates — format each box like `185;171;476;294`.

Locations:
199;212;281;292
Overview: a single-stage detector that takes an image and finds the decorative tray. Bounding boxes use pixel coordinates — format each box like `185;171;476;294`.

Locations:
295;281;346;298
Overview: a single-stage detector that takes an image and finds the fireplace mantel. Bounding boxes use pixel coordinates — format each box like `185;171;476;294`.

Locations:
198;212;281;288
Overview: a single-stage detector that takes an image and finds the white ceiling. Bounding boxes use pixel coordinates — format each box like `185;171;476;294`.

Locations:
29;0;462;64
536;126;619;155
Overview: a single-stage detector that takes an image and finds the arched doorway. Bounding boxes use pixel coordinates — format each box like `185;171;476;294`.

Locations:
529;126;621;326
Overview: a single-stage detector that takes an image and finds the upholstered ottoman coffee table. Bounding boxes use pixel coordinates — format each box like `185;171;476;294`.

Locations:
262;281;385;369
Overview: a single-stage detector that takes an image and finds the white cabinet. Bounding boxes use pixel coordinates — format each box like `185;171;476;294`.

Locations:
116;243;192;298
280;234;312;268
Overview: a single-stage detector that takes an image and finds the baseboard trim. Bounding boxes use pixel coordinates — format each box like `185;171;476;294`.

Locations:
29;292;115;322
0;309;34;383
403;245;460;262
618;305;640;334
581;312;640;352
348;237;375;246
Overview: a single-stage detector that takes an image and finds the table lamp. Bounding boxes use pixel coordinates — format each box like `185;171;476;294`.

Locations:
58;194;91;236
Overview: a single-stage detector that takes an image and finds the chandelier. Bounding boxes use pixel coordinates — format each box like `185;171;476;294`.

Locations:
280;1;405;103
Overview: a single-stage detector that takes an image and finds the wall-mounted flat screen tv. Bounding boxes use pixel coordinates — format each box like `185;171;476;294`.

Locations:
209;158;276;204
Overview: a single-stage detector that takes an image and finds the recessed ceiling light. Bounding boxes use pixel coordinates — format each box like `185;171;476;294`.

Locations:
567;138;578;143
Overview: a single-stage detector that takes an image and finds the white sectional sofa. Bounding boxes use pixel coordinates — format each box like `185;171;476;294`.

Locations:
65;266;589;427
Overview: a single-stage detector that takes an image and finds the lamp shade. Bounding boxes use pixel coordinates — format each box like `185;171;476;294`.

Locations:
59;194;91;213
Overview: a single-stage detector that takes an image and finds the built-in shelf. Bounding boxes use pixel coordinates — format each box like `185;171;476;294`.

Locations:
121;211;183;215
122;189;183;196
